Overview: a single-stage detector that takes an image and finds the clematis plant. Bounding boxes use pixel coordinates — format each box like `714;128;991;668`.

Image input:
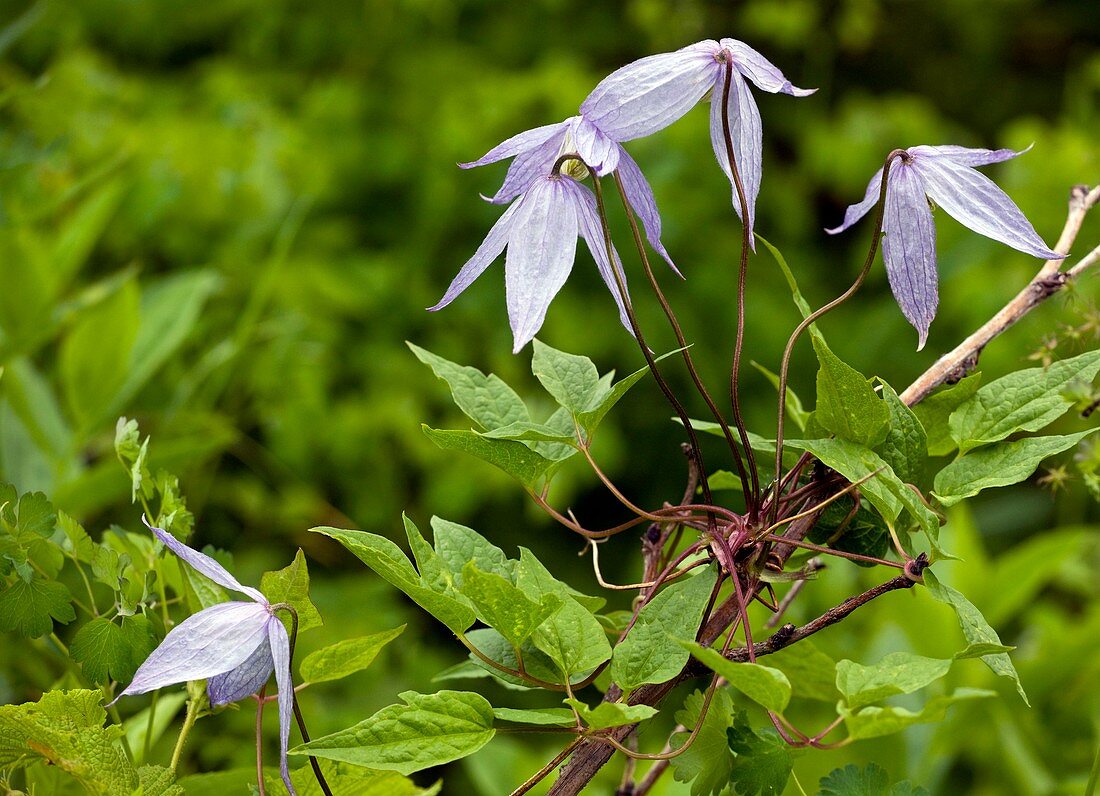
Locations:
828;145;1064;348
116;519;299;795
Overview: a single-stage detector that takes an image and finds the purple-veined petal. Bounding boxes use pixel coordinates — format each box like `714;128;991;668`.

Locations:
581;42;720;142
504;177;579;352
459;121;569;169
721;39;816;96
614;146;679;274
487;133;564;204
207;635;274;706
826;167;884;235
881;163;938;350
570;116;619;175
709;69;762;247
429;200;521;311
269;617;297;796
144;519;266;604
569;179;634;337
118;602;271;697
909;144;1030;168
916;155;1063;260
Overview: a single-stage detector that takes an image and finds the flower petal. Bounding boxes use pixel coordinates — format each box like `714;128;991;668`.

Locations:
570;116;619;175
580;42;720;141
459;121;569;169
144;519;266;603
710;68;762;246
486;133;564;205
505;177;579;352
207;635;274;706
569;179;634;337
916;155;1063;260
721;39;816;96
909;144;1029;168
826;167;883;235
429;200;521;311
269;617;297;796
118;602;271;697
614;146;679;274
882;163;938;350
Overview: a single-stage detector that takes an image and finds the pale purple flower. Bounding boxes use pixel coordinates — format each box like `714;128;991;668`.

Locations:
580;39;815;243
430;171;632;353
116;520;296;795
461;115;676;271
827;145;1064;349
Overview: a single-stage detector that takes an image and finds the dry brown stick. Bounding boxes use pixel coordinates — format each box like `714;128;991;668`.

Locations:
900;184;1100;404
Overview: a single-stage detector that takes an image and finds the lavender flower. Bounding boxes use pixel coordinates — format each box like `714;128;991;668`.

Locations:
461;115;676;269
116;520;296;795
580;39;815;242
430;170;631;353
827;145;1064;349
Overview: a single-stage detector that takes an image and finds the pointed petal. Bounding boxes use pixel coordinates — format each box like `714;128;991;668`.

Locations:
710;70;762;246
614;146;678;274
429;200;521;311
826;167;883;235
909;143;1030;168
917;155;1063;259
486;133;564;204
569;179;634;337
119;602;271;696
144;519;266;603
459;121;569;169
721;39;816;96
882;163;939;349
570;117;619;175
207;637;274;705
269;618;297;796
505;177;578;352
581;42;720;141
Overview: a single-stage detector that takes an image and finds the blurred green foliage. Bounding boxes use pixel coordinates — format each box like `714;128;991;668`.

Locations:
0;0;1098;793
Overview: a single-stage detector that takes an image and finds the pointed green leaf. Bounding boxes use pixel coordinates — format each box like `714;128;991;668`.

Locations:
0;577;75;638
292;690;495;774
430;517;512;583
480;421;578;445
933;430;1097;506
402;514;451;594
836;652;952;710
757;234;824;343
812;337;890;447
670;688;735;796
491;707;575;727
515;546;604;611
725;711;793;796
681;643;791;712
463;628;564;687
459;562;562;647
422;426;553;486
911;374;982;456
409;342;528;431
531;339;604;413
69;615;158;685
532;596;612;679
876;381;927;485
611;566;717;693
564;699;657;730
840;688;994;739
300;626;407;684
260;548;323;633
819;763;931;796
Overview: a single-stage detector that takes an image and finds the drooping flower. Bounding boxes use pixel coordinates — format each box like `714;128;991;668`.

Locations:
827;145;1065;349
461;115;676;270
579;39;815;242
116;520;296;795
430;170;631;353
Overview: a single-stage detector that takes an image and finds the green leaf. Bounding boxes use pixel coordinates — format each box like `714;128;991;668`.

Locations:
752;360;808;432
876;381;927;485
911;374;982;457
0;577;75;637
953;642;1015;659
459;562;562;647
300;626;406;684
923;571;1028;704
292;690;495;774
137;764;185;796
762;641;840;702
531;339;604;413
757;234;824;343
819;763;931;796
611;566;717;693
260;548;323;633
0;486;63;579
267;760;442;796
531;595;612;679
422;426;553;486
725;710;793;796
311;527;475;635
480;421;578;445
463;627;564;687
430;517;512;583
515;546;605;612
670;688;735;796
491;707;575;727
573;353;680;438
933;430;1097;506
812;337;890;447
840;688;994;739
949;350;1100;452
836;652;952;710
401;513;453;596
681;643;792;712
563;699;657;730
69;615;159;685
408;342;529;431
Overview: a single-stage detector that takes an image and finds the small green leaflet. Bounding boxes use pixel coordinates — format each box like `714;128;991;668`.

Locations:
933;429;1097;505
911;374;982;456
69;615;159;684
725;710;793;796
300;626;406;684
430;516;513;583
266;760;443;796
835;652;952;710
531;595;612;680
291;690;495;774
670;688;736;796
680;642;791;712
923;571;1028;704
876;381;927;485
463;628;563;688
491;707;576;727
459;562;562;648
421;426;555;486
563;699;658;730
0;577;75;638
515;546;605;612
531;338;606;414
840;688;994;739
260;548;323;634
819;763;931;796
812;336;890;447
948;350;1100;452
408;342;528;431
